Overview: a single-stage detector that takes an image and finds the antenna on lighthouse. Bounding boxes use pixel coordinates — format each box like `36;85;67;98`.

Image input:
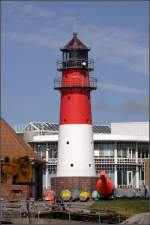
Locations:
73;32;77;38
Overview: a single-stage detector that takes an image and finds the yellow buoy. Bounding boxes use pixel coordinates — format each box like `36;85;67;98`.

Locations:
79;191;90;201
60;189;71;201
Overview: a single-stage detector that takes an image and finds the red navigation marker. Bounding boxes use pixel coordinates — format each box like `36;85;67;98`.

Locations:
96;170;114;198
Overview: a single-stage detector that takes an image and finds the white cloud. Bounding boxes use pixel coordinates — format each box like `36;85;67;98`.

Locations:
100;82;147;95
2;2;55;19
78;25;148;75
21;5;55;18
119;97;149;114
94;99;109;111
2;2;149;75
3;31;59;49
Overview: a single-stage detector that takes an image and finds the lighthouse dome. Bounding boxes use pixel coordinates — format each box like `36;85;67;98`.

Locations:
61;33;90;51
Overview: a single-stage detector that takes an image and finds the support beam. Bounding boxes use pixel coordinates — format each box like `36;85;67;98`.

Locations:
31;162;36;199
136;166;140;189
114;165;117;188
114;142;118;188
45;149;49;189
135;142;138;163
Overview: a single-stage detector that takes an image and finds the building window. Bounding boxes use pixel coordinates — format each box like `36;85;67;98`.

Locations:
94;142;114;157
117;142;136;158
94;150;99;156
138;143;149;159
117;149;127;158
117;170;127;186
95;164;115;177
48;165;57;174
46;142;58;158
36;143;46;158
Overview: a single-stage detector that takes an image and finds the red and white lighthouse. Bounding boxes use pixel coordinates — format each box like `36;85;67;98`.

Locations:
52;33;97;194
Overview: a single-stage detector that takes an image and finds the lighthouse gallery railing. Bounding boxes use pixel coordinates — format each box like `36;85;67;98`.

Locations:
54;77;97;90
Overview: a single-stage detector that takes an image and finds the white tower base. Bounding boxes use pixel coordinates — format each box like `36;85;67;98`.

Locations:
56;124;96;177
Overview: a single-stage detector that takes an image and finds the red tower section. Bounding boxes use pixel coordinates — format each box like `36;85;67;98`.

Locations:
54;33;97;125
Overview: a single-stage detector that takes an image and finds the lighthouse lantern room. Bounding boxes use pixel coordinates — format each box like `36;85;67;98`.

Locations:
52;33;98;195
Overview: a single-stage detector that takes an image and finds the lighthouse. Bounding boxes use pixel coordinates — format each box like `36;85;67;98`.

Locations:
52;33;97;195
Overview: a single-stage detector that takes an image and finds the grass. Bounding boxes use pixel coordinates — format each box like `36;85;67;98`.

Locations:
89;199;149;217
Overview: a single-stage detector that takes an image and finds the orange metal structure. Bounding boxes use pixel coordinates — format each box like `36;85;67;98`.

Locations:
96;171;114;198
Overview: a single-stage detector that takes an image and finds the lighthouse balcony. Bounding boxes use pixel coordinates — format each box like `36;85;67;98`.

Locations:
57;59;94;71
54;77;97;90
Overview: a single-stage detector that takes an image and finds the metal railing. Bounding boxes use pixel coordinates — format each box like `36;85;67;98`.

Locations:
57;58;94;71
54;77;97;90
117;185;137;189
117;158;137;164
47;157;145;166
47;158;58;165
95;157;115;164
138;158;145;164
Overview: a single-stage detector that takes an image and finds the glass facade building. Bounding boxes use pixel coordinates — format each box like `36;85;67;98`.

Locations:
16;122;149;190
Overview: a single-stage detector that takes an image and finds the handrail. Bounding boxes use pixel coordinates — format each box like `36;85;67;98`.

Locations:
54;76;97;90
47;157;145;165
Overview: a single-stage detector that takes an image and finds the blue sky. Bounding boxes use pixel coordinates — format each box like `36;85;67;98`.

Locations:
1;1;149;127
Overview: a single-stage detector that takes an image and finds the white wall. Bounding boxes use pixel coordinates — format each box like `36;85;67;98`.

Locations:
57;124;96;177
111;122;149;137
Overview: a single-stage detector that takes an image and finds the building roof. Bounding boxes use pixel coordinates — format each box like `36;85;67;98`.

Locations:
93;125;111;134
18;121;149;143
23;122;111;134
61;33;90;51
0;118;45;163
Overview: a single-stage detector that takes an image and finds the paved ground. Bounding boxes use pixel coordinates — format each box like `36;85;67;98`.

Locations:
121;213;149;224
10;218;98;224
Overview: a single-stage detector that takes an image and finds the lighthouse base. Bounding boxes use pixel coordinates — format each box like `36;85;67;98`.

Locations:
51;177;98;197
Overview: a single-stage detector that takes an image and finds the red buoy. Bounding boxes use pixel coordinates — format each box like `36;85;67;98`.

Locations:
96;171;114;198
